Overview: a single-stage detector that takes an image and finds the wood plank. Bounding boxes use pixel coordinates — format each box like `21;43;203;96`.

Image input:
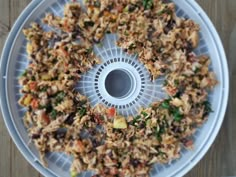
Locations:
9;0;42;177
0;1;11;177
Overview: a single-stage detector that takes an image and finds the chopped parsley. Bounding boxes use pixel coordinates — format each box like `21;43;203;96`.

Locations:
143;0;153;10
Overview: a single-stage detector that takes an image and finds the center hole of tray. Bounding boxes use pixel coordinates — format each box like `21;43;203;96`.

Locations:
105;69;134;99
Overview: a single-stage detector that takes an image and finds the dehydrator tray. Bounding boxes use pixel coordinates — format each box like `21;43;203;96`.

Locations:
0;0;229;177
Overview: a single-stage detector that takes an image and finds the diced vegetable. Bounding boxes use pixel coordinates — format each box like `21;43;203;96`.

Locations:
41;73;51;81
77;140;85;152
94;114;103;124
70;171;78;177
113;116;127;129
107;107;116;117
42;113;50;124
145;119;151;127
23;94;33;106
26;43;33;54
184;139;193;148
22;85;29;92
31;99;39;109
29;81;37;91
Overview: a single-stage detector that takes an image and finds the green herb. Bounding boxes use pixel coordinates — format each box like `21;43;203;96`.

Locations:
131;115;141;125
78;99;87;106
172;107;183;122
52;58;57;64
39;104;53;113
135;115;142;120
31;76;36;81
157;151;166;157
55;91;65;104
203;101;213;116
20;70;27;77
128;43;136;50
143;0;153;10
38;105;45;110
161;100;170;109
86;48;93;54
68;76;75;80
97;43;103;48
174;80;179;86
94;1;101;7
163;80;168;86
50;109;58;119
40;86;48;92
157;8;172;16
141;111;148;117
155;126;165;141
78;107;86;117
194;68;200;73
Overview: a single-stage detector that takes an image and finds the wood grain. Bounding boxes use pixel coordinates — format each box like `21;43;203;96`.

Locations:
0;0;235;177
0;1;11;177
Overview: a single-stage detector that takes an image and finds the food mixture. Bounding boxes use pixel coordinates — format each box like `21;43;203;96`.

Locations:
18;0;217;176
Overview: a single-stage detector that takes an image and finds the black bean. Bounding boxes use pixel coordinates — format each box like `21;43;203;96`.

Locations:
106;4;114;11
89;128;97;136
54;129;67;140
160;67;166;73
164;20;176;34
139;122;146;129
64;113;75;125
128;4;136;12
107;151;113;157
84;21;95;28
131;159;140;168
185;41;193;54
92;139;101;148
171;126;181;133
31;134;40;139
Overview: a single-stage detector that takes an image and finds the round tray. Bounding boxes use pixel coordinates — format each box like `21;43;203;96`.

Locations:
0;0;229;177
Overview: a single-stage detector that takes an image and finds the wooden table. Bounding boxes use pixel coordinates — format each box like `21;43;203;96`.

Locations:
0;0;235;177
